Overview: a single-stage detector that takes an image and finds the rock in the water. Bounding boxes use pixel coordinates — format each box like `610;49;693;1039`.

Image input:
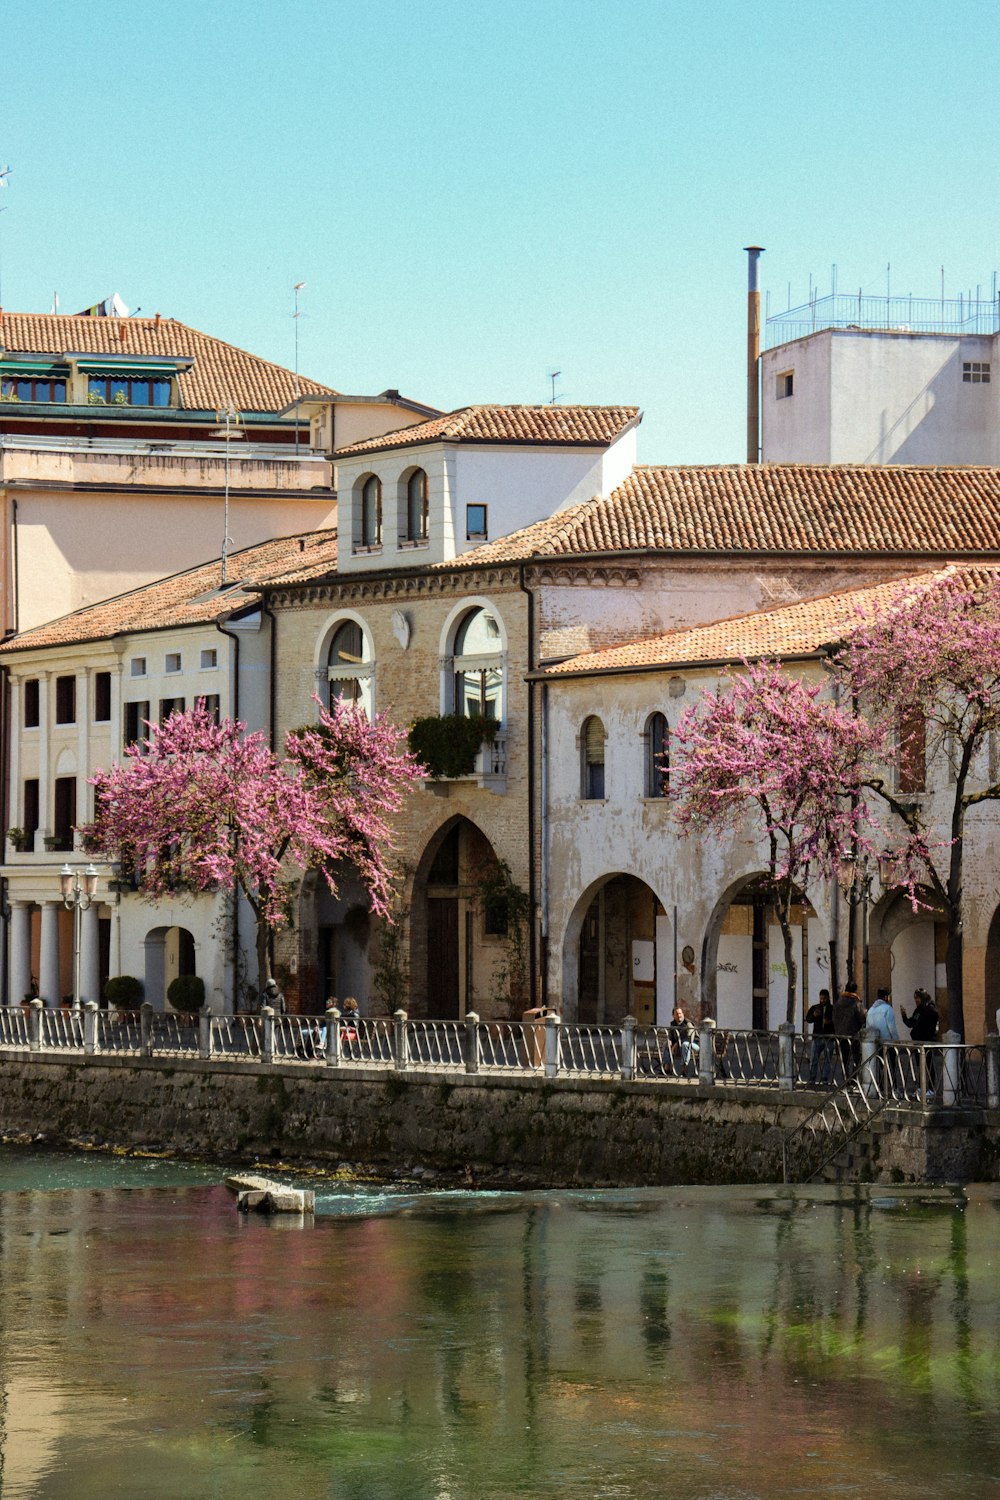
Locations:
228;1174;315;1214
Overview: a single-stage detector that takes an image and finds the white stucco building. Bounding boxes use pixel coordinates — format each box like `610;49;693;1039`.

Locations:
0;532;338;1011
762;327;1000;466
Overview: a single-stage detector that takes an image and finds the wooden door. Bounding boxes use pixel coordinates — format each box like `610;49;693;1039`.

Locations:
427;899;460;1018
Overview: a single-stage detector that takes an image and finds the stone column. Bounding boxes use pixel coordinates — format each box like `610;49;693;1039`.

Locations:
80;901;100;1006
9;901;32;1006
38;901;61;1007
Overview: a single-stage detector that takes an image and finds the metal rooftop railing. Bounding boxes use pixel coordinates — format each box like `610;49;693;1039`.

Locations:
765;291;1000;349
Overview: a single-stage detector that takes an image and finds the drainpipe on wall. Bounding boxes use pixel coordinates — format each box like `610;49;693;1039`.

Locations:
517;562;540;1005
744;246;765;464
215;617;242;1010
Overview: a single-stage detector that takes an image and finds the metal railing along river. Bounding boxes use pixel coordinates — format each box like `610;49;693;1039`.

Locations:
0;1002;997;1113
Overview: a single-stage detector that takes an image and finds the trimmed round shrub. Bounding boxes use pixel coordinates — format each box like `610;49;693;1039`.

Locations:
167;974;206;1013
104;974;144;1008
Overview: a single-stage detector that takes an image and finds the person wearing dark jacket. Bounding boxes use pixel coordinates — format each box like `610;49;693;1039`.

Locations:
901;988;939;1041
901;988;940;1098
833;982;866;1076
805;988;835;1084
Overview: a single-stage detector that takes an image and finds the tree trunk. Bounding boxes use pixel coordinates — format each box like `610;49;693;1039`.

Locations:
255;919;271;1001
945;908;964;1039
774;887;798;1027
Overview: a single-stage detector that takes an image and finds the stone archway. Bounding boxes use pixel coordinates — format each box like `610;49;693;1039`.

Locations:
410;816;509;1021
143;925;197;1010
702;874;823;1031
561;874;672;1026
984;905;1000;1037
872;887;947;1028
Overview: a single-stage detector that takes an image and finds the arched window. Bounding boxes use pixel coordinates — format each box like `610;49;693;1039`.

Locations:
644;712;669;797
404;468;429;544
581;716;606;800
452;607;502;722
360;475;382;549
327;620;373;717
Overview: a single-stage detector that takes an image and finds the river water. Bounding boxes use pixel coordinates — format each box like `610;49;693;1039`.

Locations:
0;1149;998;1499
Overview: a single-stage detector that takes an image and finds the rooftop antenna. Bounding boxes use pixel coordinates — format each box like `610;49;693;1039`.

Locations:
293;281;306;453
0;164;12;306
210;406;245;585
546;368;562;404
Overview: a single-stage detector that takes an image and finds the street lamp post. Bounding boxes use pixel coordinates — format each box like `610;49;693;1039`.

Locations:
60;863;99;1011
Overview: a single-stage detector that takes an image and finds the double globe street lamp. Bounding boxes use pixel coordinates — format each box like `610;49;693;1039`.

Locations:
60;863;99;1012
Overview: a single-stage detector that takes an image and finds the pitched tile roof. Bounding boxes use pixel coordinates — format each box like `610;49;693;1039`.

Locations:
543;565;1000;676
332;404;641;457
0;311;336;414
468;463;1000;563
0;530;339;655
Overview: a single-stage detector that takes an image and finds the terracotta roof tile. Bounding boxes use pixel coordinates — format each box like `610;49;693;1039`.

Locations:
544;565;1000;675
0;311;336;414
469;464;1000;563
333;404;640;457
0;530;339;654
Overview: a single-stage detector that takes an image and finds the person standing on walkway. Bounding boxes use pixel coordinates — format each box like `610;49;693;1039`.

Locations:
833;981;866;1078
901;987;940;1098
867;986;900;1095
804;988;835;1084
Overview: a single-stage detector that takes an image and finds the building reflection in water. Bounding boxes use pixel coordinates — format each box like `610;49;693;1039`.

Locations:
0;1176;998;1497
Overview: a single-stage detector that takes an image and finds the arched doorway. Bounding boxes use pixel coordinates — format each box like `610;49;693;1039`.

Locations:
563;874;672;1026
873;887;947;1028
143;925;197;1010
703;875;823;1031
985;905;1000;1037
410;817;511;1021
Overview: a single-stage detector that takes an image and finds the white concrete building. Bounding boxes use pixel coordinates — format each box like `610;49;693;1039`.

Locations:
762;328;999;466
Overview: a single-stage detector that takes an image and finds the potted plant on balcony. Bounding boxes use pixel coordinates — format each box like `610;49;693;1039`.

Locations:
407;714;498;780
43;835;61;852
7;827;31;853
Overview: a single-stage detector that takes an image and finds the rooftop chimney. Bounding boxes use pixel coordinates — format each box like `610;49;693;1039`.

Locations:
744;246;765;464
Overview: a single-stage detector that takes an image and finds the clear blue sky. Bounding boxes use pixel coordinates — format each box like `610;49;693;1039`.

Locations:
3;0;999;464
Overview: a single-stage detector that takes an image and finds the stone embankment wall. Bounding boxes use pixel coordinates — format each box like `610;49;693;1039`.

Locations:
0;1053;997;1185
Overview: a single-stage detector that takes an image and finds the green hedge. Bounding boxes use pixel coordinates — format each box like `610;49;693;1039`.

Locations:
167;975;205;1013
104;974;144;1007
408;714;497;779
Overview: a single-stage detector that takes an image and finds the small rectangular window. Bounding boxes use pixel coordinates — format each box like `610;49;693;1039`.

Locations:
23;679;40;728
776;370;794;399
23;779;39;840
200;648;218;670
962;361;990;383
124;700;150;745
466;504;488;540
94;671;111;722
55;675;76;725
130;657;147;678
165;652;182;674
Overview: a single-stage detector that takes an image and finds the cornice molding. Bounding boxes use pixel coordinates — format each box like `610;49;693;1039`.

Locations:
270;565;522;610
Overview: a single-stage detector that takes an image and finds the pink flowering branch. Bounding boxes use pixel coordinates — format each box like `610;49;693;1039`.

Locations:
835;569;1000;1036
82;700;422;995
671;660;878;1024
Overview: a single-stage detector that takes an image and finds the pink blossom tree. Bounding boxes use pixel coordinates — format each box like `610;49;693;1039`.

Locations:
837;569;1000;1039
81;700;422;998
670;660;877;1025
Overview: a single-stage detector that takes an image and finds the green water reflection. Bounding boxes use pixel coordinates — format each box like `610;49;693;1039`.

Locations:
0;1150;998;1497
